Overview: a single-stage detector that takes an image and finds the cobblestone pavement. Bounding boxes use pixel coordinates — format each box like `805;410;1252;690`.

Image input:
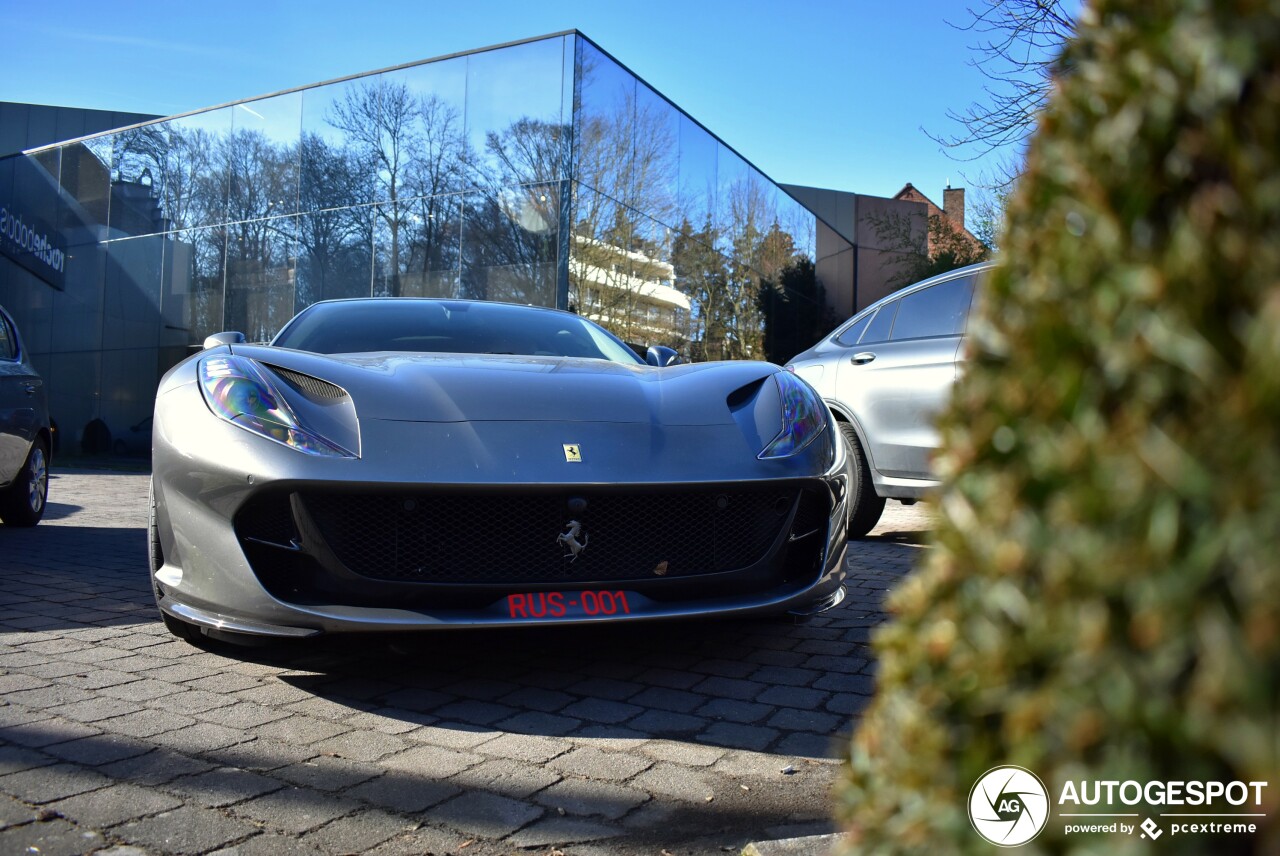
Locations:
0;470;932;855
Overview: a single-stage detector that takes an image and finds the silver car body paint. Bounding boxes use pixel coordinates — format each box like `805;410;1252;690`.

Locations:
151;300;849;638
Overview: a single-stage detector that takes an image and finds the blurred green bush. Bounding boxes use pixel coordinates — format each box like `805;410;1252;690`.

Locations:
836;1;1280;853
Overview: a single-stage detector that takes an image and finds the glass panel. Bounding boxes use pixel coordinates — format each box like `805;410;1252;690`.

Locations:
60;140;112;242
102;235;164;353
891;275;975;340
391;57;470;201
163;226;227;344
108;108;232;235
668;209;729;361
374;192;462;298
225;214;298;342
676;116;717;234
467;37;568;185
296;202;373;308
569;183;633;337
631;82;680;227
228;92;302;222
461;183;559;307
574;40;636;206
300;77;379;212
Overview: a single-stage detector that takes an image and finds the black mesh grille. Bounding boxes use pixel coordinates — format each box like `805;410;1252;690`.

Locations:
297;489;796;584
266;365;348;400
236;493;297;546
791;489;828;540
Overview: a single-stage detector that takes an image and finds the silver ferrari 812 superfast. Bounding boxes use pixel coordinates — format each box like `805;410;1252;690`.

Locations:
149;299;849;642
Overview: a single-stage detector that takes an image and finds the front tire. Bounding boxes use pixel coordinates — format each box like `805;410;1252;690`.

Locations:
0;438;49;527
839;422;885;538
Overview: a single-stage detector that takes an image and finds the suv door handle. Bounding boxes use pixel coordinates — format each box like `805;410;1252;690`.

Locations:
850;352;876;365
23;383;38;395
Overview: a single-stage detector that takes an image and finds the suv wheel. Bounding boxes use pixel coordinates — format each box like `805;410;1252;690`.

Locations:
840;422;886;538
0;438;48;527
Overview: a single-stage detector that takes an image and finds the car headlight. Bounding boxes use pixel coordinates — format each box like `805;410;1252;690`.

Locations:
758;371;828;459
198;355;356;457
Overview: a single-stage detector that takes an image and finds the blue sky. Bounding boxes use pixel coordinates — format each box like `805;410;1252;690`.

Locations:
0;0;1008;202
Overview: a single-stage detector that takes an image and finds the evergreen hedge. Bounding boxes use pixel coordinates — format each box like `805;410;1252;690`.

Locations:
837;1;1279;853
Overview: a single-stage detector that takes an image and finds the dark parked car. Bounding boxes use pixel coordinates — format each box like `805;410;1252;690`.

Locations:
787;262;990;536
0;304;51;526
150;298;849;643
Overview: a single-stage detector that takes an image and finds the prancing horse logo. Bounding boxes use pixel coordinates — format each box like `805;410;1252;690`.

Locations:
557;520;589;561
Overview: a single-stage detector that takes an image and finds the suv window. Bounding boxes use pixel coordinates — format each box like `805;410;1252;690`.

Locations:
860;300;899;344
890;275;975;341
833;313;872;347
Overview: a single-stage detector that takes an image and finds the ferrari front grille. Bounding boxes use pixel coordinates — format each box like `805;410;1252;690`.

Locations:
294;489;797;585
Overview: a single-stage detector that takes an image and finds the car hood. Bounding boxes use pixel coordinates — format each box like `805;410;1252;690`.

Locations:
221;346;779;426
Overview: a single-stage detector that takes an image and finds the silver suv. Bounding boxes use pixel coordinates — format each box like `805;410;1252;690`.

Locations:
787;261;989;536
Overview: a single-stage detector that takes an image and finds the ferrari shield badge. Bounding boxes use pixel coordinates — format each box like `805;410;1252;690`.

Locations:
563;444;582;462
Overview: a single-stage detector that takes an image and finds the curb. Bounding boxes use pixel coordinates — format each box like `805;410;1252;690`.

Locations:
741;832;847;856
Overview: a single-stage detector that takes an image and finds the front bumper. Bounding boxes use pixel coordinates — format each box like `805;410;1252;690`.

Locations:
152;397;849;636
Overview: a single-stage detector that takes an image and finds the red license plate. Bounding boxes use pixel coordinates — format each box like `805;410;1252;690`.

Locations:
506;590;631;619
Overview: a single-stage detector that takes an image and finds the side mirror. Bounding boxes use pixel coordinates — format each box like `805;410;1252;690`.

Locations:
646;345;682;367
203;331;246;350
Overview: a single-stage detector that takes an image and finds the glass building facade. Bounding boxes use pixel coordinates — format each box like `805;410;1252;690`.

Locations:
0;32;851;454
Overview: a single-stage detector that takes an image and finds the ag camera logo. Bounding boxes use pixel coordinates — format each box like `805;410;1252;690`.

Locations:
969;766;1051;846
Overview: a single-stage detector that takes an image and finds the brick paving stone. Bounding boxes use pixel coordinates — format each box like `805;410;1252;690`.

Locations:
0;817;107;856
49;782;184;827
232;683;316;707
432;790;545;838
42;733;152;766
197;701;292;730
567;725;650;749
97;749;217;787
255;715;351;746
632;764;717;803
697;721;779;752
99;678;185;702
204;738;316;773
476;732;572;763
507;815;624;848
0;792;37;828
561;697;643;724
756;685;829;709
748;665;823;687
566;677;644;701
767;707;845;734
347;772;460;813
627;709;710;737
549;746;652;781
308;730;408;763
231;786;360;834
497;686;576;713
774;731;841;759
96;708;195;738
408;722;500;749
209;832;327;855
640;740;726;768
340;709;430;735
295;808;417;854
117;804;261;854
164;766;285;808
814;672;877;694
697;698;773;724
495;710;581;736
364;824;487;856
431;699;518;726
447;758;561;799
149;722;252;755
274;755;381;792
536;778;649;820
0;744;55;775
629;687;709;714
382;744;483;779
0;762;110;803
152;689;238;715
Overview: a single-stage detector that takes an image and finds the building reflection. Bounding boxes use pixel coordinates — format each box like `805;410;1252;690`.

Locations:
0;32;844;454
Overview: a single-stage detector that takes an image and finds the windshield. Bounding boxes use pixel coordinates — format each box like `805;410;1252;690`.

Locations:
272;299;644;365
